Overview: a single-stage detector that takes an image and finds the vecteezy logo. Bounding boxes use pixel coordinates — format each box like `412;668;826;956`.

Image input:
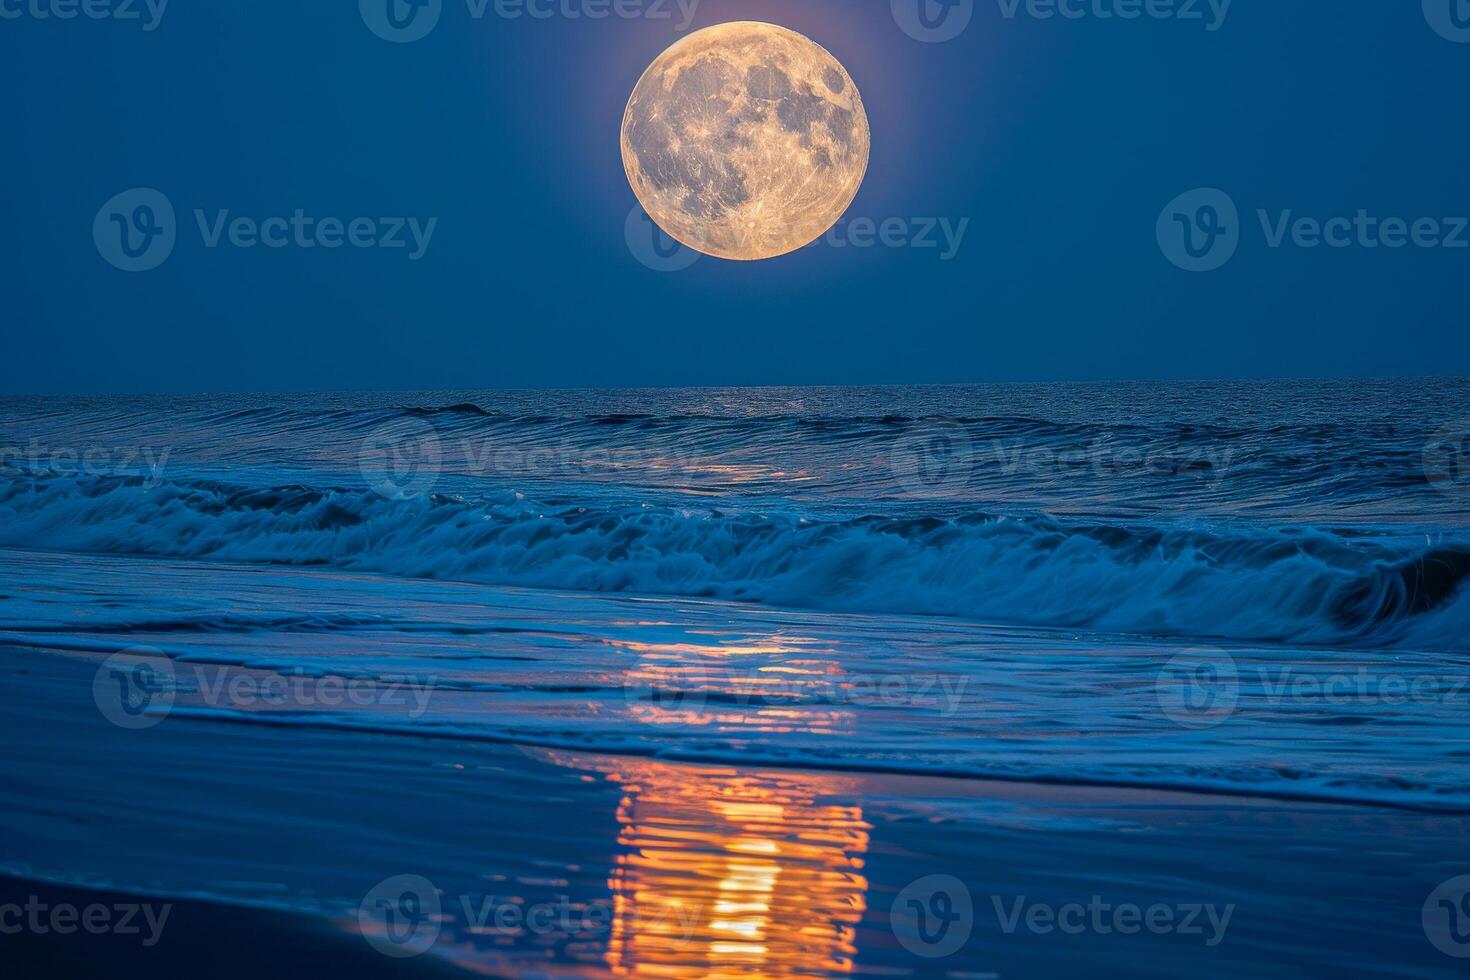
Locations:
360;0;442;43
93;188;176;272
1157;188;1239;272
1424;0;1470;42
888;419;975;496
1156;647;1238;728
92;647;177;730
891;874;973;958
624;205;700;272
891;0;974;42
359;874;442;957
1423;875;1470;957
359;419;443;499
1423;422;1470;494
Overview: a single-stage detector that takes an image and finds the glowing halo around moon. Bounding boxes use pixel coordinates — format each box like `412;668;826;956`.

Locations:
621;21;871;262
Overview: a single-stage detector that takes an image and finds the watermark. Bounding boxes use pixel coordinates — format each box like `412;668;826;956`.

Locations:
0;0;168;30
361;415;757;497
1259;210;1469;251
1424;0;1470;43
195;210;438;260
890;875;1234;956
625;205;970;271
94;189;438;272
1424;875;1470;958
360;0;700;43
1252;667;1469;707
892;0;974;43
358;875;702;957
360;0;442;43
887;420;976;496
625;205;701;272
977;434;1233;481
1159;188;1470;272
1155;648;1238;729
353;415;1238;501
991;894;1234;946
93;649;438;729
0;896;171;946
891;875;973;958
1157;651;1470;728
352;416;801;496
887;422;1236;496
93;648;177;730
0;439;171;488
360;419;444;499
622;668;710;714
817;215;969;260
625;667;969;717
1156;188;1239;273
995;0;1230;31
93;188;176;273
1423;422;1470;494
894;0;1229;42
360;875;442;957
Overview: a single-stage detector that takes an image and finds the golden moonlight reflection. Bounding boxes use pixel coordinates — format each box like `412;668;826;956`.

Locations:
531;626;871;974
621;22;871;261
545;751;871;978
611;630;855;737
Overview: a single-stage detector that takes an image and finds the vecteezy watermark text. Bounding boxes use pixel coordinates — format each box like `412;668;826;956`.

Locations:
195;210;437;260
1157;648;1470;728
354;415;1238;501
887;420;1236;496
0;0;167;30
359;0;700;43
625;205;970;271
991;894;1234;946
93;648;438;730
94;188;437;272
996;0;1230;31
1158;188;1469;272
1258;210;1470;251
358;874;697;957
815;215;969;259
889;875;1234;958
0;440;171;487
0;896;171;946
892;0;1229;43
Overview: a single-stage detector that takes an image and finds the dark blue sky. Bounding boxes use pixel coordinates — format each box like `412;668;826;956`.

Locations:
4;0;1468;394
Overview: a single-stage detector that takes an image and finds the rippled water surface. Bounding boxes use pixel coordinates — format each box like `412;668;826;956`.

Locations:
2;381;1469;976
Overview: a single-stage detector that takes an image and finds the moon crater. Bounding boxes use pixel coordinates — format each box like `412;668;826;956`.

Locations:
622;22;871;261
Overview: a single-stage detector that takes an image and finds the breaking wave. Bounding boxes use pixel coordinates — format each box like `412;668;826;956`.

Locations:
3;472;1467;650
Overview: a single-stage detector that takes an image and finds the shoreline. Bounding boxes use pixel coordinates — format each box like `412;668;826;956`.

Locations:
3;542;1468;976
0;874;472;980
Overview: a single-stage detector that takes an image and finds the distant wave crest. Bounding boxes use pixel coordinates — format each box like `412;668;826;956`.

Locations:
3;472;1468;650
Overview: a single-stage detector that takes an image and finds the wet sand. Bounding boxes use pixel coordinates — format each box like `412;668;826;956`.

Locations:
3;633;1468;977
0;875;468;979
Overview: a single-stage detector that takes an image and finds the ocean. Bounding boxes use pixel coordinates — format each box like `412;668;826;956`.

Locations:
2;379;1469;976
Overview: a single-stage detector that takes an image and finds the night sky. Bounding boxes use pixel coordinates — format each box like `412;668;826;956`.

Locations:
4;0;1468;394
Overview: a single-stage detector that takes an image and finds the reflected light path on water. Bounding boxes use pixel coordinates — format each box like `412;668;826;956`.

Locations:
547;751;871;978
611;630;857;738
545;627;872;975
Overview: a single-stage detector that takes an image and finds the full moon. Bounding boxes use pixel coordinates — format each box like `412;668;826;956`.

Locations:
621;22;871;262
